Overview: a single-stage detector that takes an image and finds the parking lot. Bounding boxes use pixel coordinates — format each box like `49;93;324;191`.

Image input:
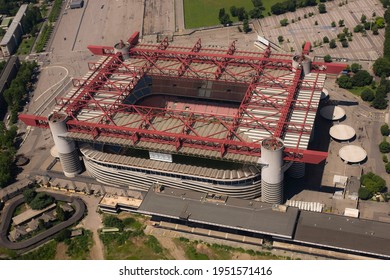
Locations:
258;0;385;61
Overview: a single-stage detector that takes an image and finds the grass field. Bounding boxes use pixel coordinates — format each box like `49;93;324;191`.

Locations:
16;37;35;55
175;238;293;260
183;0;280;29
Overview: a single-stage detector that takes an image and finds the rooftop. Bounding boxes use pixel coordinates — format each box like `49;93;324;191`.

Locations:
295;211;390;258
0;4;27;46
138;186;299;239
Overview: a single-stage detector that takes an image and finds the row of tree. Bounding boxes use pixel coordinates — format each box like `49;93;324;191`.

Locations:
336;69;373;89
0;123;17;189
271;0;319;15
3;61;37;124
373;8;390;76
218;0;265;25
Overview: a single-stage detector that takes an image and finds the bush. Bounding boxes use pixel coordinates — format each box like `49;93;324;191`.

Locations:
351;70;373;87
324;54;332;62
386;162;390;173
361;172;386;194
360;88;375;101
318;3;326;14
383;154;388;163
23;188;37;204
379;140;390;153
29;193;54;210
278;35;284;43
381;124;390;136
337;75;352;89
323;36;329;43
358;187;372;200
280;18;288;26
329;39;337;48
103;215;124;231
350;63;362;73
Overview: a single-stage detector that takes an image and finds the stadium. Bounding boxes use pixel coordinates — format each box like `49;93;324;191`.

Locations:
20;32;346;204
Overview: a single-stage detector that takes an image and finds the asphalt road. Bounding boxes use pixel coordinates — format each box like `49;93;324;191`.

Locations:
0;193;86;252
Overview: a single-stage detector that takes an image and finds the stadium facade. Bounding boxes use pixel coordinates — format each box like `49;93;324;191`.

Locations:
20;32;346;204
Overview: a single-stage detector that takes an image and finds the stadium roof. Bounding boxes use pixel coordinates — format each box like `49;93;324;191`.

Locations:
20;32;347;164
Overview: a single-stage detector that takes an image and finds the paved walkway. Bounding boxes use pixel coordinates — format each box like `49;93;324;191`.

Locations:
175;0;185;32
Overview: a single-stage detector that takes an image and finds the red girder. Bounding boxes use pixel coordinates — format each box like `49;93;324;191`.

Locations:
274;68;302;138
18;34;339;164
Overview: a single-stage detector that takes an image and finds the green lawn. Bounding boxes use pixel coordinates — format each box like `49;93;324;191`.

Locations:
16;36;35;55
348;86;371;97
183;0;281;29
184;0;254;29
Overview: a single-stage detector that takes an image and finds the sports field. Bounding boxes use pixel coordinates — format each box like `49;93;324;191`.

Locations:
183;0;280;29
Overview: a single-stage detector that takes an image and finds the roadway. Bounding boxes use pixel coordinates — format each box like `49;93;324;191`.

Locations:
0;193;86;253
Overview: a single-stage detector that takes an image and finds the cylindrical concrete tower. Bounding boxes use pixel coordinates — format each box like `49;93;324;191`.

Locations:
48;113;82;177
114;40;130;60
287;162;306;179
261;138;284;204
302;57;311;76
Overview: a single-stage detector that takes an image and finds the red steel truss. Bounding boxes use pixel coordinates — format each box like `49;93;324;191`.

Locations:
19;32;348;164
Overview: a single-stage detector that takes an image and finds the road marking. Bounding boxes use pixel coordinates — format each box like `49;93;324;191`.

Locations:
35;65;69;102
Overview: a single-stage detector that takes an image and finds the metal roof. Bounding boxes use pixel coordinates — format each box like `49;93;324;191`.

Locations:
138;187;299;239
295;211;390;258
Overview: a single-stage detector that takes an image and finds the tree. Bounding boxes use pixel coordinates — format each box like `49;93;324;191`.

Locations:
360;88;375;101
251;0;264;8
103;215;124;230
350;63;362;73
237;7;248;21
278;35;284;43
375;17;385;28
381;124;390;136
373;57;390;77
386;162;390;174
23;188;37;204
338;33;346;41
29;193;54;210
331;21;336;27
351;70;373;87
361;172;386;194
318;3;327;14
324;54;332;62
329;39;337;48
358;187;372;200
218;8;226;20
323;36;330;43
385;8;390;23
372;25;379;35
230;6;238;17
243;19;250;33
361;14;367;23
379;140;390;153
249;8;262;19
220;14;232;25
341;40;349;48
337;75;353;89
354;24;364;33
372;94;388;109
364;22;371;30
338;19;344;27
55;229;71;242
280;18;289;26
